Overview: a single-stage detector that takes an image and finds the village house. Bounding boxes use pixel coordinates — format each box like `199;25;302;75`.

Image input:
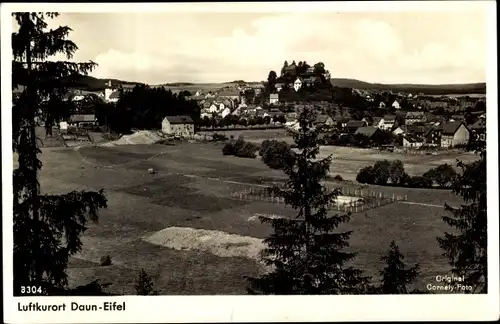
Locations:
380;115;397;131
392;126;405;136
293;78;303;92
469;118;486;142
403;134;425;148
392;100;401;110
449;114;465;122
335;117;351;129
405;111;426;125
269;93;279;105
361;116;373;125
355;126;384;142
439;121;470;148
68;114;97;128
216;89;240;101
378;101;387;109
314;115;335;129
161;116;195;136
275;83;284;92
344;120;368;134
372;117;384;129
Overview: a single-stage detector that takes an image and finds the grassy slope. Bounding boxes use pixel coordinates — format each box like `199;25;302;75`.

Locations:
32;141;477;294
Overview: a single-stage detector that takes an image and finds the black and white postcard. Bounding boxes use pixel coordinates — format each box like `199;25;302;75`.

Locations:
2;2;498;323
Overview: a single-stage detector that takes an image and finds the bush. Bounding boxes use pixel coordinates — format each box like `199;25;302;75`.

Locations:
406;175;432;188
222;136;258;159
222;142;235;155
333;174;344;181
259;139;296;169
100;255;112;266
356;166;375;184
212;133;229;141
356;160;406;186
422;164;457;188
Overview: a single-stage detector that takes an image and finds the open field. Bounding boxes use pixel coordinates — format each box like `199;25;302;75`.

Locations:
16;140;478;295
198;129;478;181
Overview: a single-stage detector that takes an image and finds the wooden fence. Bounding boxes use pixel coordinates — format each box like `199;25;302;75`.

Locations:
230;186;408;214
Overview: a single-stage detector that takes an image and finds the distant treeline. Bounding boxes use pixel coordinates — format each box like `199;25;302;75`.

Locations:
64;75;486;96
330;78;486;95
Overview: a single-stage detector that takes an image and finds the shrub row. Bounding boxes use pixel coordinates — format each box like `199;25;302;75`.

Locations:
222;136;259;159
356;160;457;189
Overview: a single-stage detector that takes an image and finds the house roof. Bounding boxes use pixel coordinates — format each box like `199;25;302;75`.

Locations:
315;115;332;124
345;121;366;128
355;126;379;138
470;119;486;130
270;94;279;99
403;134;424;143
440;121;465;135
372;117;383;125
405;125;428;135
383;114;396;121
70;114;96;122
405;111;425;119
164;115;194;124
109;91;120;99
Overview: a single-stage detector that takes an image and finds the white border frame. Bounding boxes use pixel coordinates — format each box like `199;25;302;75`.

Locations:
2;2;498;323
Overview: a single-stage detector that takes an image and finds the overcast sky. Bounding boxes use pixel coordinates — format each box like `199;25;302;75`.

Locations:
12;5;488;85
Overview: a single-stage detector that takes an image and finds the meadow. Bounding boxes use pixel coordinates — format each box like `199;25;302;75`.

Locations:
19;136;479;295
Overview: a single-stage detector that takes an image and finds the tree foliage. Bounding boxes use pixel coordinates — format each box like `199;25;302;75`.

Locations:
437;143;487;293
135;269;159;295
222;136;258;158
378;241;420;294
110;85;200;133
259;140;296;170
12;12;108;296
247;108;369;294
423;164;458;188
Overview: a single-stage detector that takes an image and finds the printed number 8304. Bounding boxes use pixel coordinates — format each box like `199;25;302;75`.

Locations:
20;286;43;294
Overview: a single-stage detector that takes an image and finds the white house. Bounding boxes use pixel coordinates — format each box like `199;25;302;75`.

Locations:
392;100;401;109
440;121;470;148
161;116;195;136
372;117;384;128
221;107;231;118
380;115;397;131
379;102;386;109
403;135;424;148
108;91;120;103
208;104;220;113
72;95;85;102
269;93;279;105
392;126;405;136
293;78;303;92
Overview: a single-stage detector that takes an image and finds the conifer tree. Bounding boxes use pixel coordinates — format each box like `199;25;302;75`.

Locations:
378;241;420;294
437;137;487;293
135;269;159;295
12;12;108;296
247;108;369;294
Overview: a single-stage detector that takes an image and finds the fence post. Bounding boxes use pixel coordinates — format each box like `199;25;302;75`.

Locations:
392;193;395;202
377;200;380;207
405;194;408;201
239;193;242;200
355;206;358;213
361;205;364;212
